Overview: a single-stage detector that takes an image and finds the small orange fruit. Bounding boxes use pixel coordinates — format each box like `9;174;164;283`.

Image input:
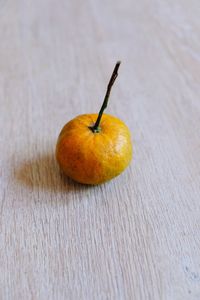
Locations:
56;62;132;184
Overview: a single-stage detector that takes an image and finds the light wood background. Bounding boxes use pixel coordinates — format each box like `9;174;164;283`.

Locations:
1;0;200;299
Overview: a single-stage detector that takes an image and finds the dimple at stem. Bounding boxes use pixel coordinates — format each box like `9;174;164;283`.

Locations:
90;61;121;133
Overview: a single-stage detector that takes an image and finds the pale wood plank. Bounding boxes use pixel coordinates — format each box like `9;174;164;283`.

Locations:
0;0;200;299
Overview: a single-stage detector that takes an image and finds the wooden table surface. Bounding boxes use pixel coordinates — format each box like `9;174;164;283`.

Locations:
1;0;200;299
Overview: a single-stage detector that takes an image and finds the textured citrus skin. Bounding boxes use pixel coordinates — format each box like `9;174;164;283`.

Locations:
56;113;132;185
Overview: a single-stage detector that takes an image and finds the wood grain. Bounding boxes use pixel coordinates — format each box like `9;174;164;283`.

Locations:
0;0;200;299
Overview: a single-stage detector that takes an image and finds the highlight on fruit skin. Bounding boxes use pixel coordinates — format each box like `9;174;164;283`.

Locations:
55;61;133;185
56;113;132;185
